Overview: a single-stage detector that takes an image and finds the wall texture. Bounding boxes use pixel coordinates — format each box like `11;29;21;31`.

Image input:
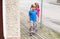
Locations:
6;0;20;38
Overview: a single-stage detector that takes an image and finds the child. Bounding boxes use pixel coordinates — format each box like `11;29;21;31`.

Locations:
28;4;37;36
35;3;40;22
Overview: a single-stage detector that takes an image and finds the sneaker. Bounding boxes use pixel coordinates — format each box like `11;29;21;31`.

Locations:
29;33;32;36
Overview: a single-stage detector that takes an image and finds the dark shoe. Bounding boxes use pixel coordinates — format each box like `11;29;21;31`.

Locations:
29;33;32;36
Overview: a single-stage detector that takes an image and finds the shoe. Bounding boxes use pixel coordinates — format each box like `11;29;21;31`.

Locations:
29;33;32;36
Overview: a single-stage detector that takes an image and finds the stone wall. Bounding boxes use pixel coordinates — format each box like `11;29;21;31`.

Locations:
6;0;20;38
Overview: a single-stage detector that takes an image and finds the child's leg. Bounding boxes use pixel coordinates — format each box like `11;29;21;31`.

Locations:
37;16;41;28
33;22;37;33
29;21;34;36
29;21;33;31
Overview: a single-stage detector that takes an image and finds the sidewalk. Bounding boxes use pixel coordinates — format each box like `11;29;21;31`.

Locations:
20;12;60;39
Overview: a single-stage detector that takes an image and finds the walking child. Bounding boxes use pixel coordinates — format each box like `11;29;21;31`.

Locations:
35;3;40;22
28;4;37;36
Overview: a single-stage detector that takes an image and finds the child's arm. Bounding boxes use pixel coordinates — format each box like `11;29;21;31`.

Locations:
28;15;30;23
28;11;30;23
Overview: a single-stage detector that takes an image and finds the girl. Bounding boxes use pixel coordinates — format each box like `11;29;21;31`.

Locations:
35;3;40;22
